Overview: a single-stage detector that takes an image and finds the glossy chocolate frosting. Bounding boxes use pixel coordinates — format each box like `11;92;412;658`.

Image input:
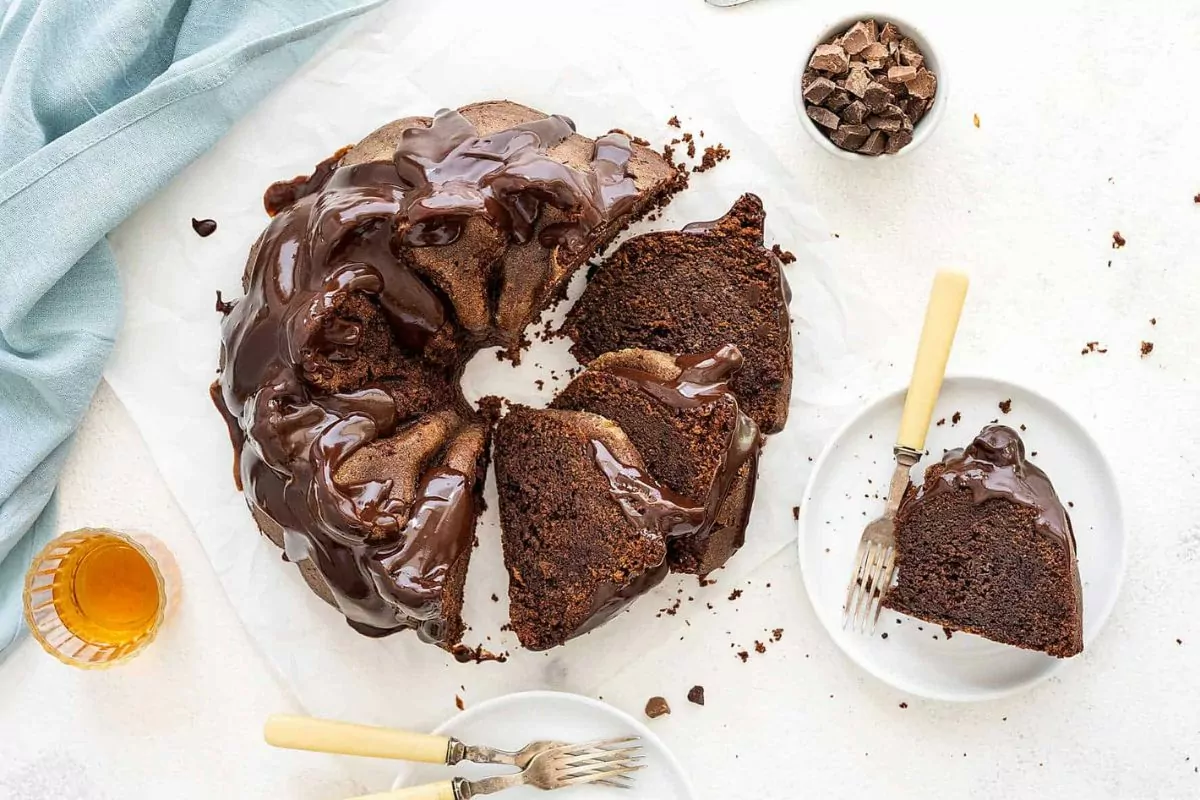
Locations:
212;107;641;645
908;425;1076;552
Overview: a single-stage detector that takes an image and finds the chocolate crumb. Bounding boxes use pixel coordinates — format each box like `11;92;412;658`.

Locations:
772;628;784;641
1140;341;1154;357
1194;194;1200;203
1068;501;1074;507
1020;424;1027;431
935;418;945;426
191;218;217;237
728;589;742;601
693;144;730;173
645;696;671;718
736;651;749;663
1112;231;1126;249
754;641;766;654
455;695;465;711
687;685;705;705
899;702;908;709
881;632;888;639
1082;341;1108;355
215;290;235;315
999;399;1012;414
951;411;962;425
1178;638;1183;645
667;115;681;128
491;593;499;602
1150;317;1157;325
792;506;800;521
771;244;797;264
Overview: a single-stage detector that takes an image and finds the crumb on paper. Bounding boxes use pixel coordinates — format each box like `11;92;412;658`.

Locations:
1112;231;1126;249
792;506;800;521
728;589;743;601
687;685;705;705
1150;317;1157;325
736;650;749;663
667;115;681;128
455;695;465;711
1141;341;1154;357
972;113;980;128
645;696;671;718
754;641;766;654
951;411;962;425
693;143;730;173
772;627;784;642
1082;341;1108;355
899;701;908;709
999;399;1012;414
935;418;945;426
771;243;797;265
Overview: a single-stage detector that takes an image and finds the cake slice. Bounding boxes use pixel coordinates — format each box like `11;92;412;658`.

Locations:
560;193;792;433
883;425;1084;657
551;345;761;575
494;407;672;650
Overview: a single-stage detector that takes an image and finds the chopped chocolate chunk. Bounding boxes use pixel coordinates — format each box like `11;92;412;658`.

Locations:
841;21;873;55
831;123;871;151
1112;231;1126;249
999;399;1012;414
842;100;869;125
905;69;937;100
803;76;837;105
807;105;841;130
898;39;925;69
907;97;930;125
191;218;217;237
858;130;887;155
1140;341;1154;357
866;115;903;132
884;129;913;154
687;685;706;705
645;696;671;718
879;22;902;46
845;64;874;98
888;65;918;82
823;89;853;113
810;43;850;74
862;82;892;114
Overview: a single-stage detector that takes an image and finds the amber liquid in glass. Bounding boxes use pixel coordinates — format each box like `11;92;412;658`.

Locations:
52;535;162;646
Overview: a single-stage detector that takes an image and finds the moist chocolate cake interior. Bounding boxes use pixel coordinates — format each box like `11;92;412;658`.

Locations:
883;425;1083;658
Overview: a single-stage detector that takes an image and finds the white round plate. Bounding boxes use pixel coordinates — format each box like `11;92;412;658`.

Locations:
391;691;695;798
798;376;1126;701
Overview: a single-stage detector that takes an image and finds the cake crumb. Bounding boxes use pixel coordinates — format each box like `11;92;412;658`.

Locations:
951;411;962;425
754;641;766;654
687;685;705;705
728;589;743;601
693;143;731;173
935;418;945;426
667;115;681;128
491;593;499;602
881;632;888;639
972;113;980;128
771;244;797;265
772;628;784;641
645;696;671;718
1140;341;1154;357
736;650;749;663
1082;341;1108;355
1020;424;1027;431
1068;501;1075;508
1194;193;1199;204
455;695;465;711
1150;317;1157;325
792;506;800;521
899;701;908;709
998;398;1012;414
1112;231;1126;249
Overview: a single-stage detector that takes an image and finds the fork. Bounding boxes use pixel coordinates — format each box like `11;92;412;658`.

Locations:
345;738;645;799
843;270;969;634
265;714;559;769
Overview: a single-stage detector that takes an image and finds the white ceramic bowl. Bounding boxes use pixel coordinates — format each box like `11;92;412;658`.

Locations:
795;12;948;160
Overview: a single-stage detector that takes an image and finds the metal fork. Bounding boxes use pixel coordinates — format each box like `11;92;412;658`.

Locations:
843;270;969;634
348;738;645;799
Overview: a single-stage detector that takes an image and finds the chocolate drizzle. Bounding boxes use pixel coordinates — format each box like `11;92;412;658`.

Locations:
911;425;1076;551
213;106;647;648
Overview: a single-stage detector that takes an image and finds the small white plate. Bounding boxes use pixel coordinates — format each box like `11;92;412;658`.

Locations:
391;691;696;798
798;376;1126;701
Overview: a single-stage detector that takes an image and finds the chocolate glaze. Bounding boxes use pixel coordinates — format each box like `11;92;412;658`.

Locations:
578;345;762;628
213;108;642;647
909;425;1076;553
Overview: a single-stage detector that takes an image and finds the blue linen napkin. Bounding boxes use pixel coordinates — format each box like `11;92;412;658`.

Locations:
0;0;386;661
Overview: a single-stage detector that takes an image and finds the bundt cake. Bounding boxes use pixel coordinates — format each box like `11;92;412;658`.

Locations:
211;101;684;653
560;193;793;434
496;346;761;650
883;426;1084;658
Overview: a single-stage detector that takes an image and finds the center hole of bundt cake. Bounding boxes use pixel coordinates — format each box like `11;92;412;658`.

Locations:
458;318;584;411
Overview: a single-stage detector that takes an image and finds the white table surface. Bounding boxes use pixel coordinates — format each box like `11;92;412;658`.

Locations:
4;0;1200;798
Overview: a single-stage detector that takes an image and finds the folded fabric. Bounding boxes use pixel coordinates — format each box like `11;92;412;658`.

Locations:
0;0;386;661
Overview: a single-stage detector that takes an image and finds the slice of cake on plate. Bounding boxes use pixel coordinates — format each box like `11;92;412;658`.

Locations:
882;425;1084;658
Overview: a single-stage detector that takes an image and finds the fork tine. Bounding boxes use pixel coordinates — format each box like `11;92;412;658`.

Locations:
561;747;643;766
851;543;882;632
842;537;870;628
559;764;646;786
867;547;896;630
558;736;639;755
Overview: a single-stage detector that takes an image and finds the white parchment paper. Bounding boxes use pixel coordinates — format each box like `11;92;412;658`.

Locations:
102;1;842;776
